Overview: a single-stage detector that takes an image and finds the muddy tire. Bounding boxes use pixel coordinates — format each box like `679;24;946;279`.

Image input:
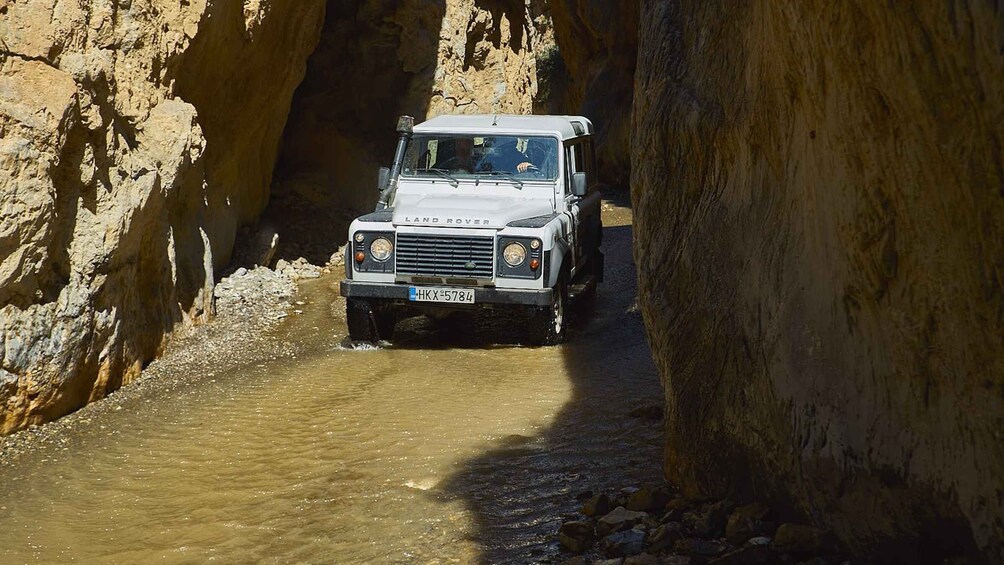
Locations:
346;298;396;342
528;275;568;346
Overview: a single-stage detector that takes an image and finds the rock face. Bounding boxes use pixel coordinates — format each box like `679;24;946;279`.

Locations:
548;0;637;187
630;1;1003;561
272;0;554;220
0;1;325;433
4;1;1002;561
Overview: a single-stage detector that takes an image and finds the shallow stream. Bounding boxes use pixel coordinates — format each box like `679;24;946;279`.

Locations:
0;202;663;564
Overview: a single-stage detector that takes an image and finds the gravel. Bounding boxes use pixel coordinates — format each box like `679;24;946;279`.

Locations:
0;249;344;467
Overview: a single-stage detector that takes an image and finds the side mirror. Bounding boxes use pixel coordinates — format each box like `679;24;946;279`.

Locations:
571;172;588;197
377;167;391;192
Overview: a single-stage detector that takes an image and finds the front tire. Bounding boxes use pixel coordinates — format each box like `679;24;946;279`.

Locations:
346;298;396;341
528;274;568;346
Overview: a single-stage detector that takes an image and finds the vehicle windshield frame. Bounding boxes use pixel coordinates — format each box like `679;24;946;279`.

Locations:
400;133;561;184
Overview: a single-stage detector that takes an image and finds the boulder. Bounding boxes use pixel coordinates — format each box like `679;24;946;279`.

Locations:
583;492;614;517
626;486;673;512
673;538;728;558
597;506;649;536
558;520;595;553
601;529;646;558
725;503;774;545
623;553;660;565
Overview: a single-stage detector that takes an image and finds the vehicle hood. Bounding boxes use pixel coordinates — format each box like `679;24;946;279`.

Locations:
392;193;554;229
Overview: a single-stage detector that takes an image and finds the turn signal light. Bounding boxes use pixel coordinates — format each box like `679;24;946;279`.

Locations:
354;251;366;263
529;259;540;270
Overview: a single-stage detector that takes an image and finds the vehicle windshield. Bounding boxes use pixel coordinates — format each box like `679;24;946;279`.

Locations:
401;134;559;182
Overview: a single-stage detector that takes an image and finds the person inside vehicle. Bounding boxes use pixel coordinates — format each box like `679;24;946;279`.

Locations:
490;139;536;173
434;137;477;172
522;138;555;174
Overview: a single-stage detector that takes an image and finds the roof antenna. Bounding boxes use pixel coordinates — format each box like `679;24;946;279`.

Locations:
492;114;499;126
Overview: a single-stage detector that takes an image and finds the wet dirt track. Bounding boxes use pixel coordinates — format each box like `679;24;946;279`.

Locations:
0;198;664;564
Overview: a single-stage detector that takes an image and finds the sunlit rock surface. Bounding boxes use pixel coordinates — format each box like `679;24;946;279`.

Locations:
630;1;1003;560
0;0;325;433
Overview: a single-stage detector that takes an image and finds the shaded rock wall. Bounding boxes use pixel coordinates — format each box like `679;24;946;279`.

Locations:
549;0;637;187
630;1;1003;561
272;0;553;228
0;0;324;433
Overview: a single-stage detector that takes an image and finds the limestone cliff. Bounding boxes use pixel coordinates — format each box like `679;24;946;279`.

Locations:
0;0;556;432
272;0;553;221
0;0;325;433
630;1;1003;560
548;0;636;187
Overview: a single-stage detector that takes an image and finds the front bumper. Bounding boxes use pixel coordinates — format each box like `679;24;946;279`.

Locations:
340;280;553;306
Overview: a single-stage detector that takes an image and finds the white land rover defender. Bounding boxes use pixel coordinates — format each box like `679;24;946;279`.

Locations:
340;114;603;345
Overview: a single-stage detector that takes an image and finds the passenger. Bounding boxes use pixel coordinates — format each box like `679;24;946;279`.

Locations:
434;137;476;172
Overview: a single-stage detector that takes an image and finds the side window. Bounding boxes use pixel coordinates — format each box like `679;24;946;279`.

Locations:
572;144;584;174
564;144;574;193
564;141;590;193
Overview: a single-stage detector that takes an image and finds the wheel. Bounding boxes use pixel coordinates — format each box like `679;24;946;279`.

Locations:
528;274;568;346
346;298;397;341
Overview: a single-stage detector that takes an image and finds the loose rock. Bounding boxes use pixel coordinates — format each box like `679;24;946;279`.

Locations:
647;522;686;553
623;553;660;565
559;520;595;553
601;529;646;557
583;492;614;517
725;502;773;545
673;538;728;557
597;506;649;536
708;544;773;565
626;486;673;512
684;500;732;538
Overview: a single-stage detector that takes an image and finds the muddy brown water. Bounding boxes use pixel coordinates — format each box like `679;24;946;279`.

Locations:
0;201;663;564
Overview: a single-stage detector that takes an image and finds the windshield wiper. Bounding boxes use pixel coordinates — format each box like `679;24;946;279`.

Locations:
480;170;523;190
421;168;459;187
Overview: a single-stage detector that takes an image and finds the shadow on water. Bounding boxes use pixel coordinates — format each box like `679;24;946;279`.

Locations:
436;217;668;564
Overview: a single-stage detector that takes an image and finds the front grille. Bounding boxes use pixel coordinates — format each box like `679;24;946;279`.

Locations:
396;234;494;279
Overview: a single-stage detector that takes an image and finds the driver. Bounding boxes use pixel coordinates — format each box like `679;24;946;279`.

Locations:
496;140;536;173
521;139;554;174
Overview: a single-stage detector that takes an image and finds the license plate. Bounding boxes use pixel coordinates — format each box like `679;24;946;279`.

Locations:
408;287;475;304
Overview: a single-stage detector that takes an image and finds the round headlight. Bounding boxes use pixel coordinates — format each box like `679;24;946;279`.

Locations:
370;237;393;262
503;242;527;267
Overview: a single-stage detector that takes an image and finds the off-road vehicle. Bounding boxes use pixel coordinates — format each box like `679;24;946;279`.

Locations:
340;114;602;345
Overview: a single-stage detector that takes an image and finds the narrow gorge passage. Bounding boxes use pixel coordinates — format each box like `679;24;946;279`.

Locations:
0;201;662;563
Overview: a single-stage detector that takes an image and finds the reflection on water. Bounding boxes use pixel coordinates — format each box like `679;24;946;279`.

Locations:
0;201;662;564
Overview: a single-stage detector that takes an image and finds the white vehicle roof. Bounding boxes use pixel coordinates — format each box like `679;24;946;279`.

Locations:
413;114;594;141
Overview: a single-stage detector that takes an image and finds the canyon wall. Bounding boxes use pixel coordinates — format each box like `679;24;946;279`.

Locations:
630;1;1003;561
548;0;636;187
271;0;553;233
4;0;1002;560
0;0;558;431
0;0;325;433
